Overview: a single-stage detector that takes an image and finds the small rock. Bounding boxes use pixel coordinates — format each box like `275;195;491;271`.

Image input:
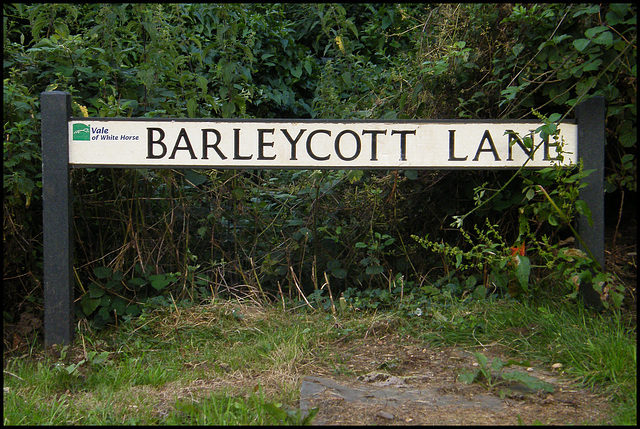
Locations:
377;411;394;420
374;376;407;388
358;372;388;383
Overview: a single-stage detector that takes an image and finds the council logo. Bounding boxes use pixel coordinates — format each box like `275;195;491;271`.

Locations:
72;123;90;141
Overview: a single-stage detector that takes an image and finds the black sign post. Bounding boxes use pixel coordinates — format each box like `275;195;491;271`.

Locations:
41;91;74;346
40;91;606;346
576;96;605;270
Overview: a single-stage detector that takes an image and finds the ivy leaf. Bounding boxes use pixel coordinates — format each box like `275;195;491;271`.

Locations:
290;66;302;79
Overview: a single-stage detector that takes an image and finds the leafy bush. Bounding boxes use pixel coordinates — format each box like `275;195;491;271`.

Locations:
3;4;636;327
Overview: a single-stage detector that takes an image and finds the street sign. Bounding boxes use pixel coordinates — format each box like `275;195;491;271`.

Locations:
41;91;604;347
68;119;577;169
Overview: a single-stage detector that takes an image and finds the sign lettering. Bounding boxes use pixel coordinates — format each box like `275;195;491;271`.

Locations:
69;120;577;169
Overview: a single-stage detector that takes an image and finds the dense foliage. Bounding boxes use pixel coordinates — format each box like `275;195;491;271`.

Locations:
3;4;636;327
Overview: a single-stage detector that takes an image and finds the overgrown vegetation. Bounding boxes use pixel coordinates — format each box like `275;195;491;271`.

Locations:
3;298;636;424
3;3;637;424
4;2;635;324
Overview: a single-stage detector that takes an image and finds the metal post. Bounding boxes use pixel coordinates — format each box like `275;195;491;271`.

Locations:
575;96;606;308
576;96;605;268
41;91;74;346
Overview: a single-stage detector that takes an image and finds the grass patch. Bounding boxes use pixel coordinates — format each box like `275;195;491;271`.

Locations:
404;297;636;424
3;296;636;425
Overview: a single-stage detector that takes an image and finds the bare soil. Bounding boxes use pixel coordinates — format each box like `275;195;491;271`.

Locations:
298;333;611;425
106;330;614;426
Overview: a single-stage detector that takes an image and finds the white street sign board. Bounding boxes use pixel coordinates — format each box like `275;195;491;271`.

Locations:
69;119;577;169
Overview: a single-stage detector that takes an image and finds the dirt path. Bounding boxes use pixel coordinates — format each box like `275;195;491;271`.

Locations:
299;334;611;425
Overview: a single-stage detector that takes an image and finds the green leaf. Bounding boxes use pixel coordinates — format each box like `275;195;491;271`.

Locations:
262;403;288;422
81;294;101;316
511;43;524;56
187;98;197;118
346;169;364;183
88;282;105;299
576;76;598;96
98;306;112;321
93;266;112;279
619;127;636;148
365;265;384;275
89;351;110;365
525;188;536;200
303;58;313;75
149;274;172;291
100;295;112;307
582;58;602;72
502;371;554;393
125;304;141;316
301;406;319;425
404;170;418;180
547;113;562;123
515;256;531;291
331;268;347;279
111;270;124;281
584;26;608;39
592;31;614;46
111;297;127;316
474;352;489;369
464;275;477;289
184;169;207;186
458;370;478;384
572;38;590;52
291;66;302;79
128;277;146;287
341;71;352;85
491;357;504;372
455;253;463;268
574;200;592;224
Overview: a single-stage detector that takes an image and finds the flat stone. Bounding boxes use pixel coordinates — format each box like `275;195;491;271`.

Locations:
300;375;506;425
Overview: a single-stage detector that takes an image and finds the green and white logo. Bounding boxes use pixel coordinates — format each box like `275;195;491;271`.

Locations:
73;123;90;141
